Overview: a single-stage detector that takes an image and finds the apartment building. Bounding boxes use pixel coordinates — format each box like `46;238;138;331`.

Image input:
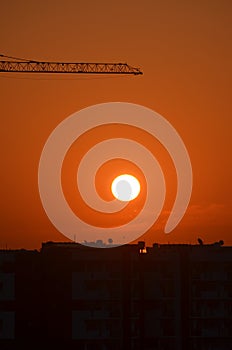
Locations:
0;241;231;350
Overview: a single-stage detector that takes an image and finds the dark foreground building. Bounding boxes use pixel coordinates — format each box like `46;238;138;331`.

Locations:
0;241;232;350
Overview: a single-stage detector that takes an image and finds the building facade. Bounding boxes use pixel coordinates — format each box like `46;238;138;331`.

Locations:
0;241;231;350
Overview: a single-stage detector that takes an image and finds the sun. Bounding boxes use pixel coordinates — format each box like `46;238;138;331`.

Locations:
111;174;140;202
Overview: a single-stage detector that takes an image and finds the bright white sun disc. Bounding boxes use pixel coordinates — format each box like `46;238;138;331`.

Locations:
111;174;140;202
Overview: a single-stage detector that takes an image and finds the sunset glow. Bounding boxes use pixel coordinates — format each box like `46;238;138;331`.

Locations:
0;1;231;249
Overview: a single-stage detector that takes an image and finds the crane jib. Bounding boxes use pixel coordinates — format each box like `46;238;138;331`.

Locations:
0;59;143;75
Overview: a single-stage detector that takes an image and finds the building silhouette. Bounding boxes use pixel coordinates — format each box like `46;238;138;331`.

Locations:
0;241;232;350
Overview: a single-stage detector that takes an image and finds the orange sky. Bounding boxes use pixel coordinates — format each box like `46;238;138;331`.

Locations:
0;0;231;249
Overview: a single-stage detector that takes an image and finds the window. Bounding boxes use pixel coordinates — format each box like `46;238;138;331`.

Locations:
86;320;99;332
161;319;175;336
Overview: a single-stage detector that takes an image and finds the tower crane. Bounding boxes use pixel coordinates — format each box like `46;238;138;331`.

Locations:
0;54;142;75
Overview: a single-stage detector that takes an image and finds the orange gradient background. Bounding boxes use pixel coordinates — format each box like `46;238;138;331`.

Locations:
0;0;231;249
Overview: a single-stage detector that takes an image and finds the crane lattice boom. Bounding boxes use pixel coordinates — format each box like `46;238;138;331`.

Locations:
0;55;142;75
